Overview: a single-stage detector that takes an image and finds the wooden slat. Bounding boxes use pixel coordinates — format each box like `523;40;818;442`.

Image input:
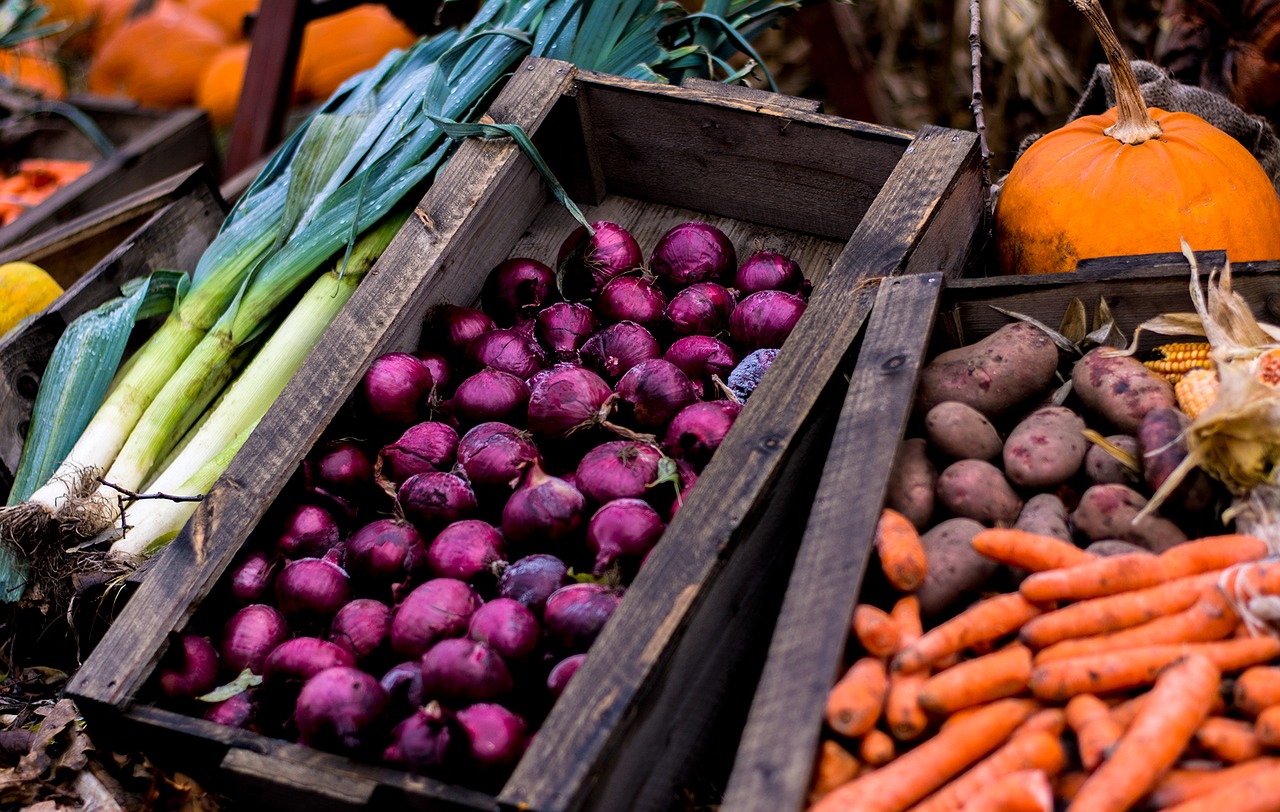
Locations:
721;274;943;812
224;0;307;178
679;77;825;114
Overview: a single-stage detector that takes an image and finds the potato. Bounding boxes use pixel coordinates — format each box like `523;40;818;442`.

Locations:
1085;434;1138;486
1003;406;1088;489
886;438;936;530
918;322;1060;417
1085;539;1154;558
1071;349;1176;433
1137;407;1216;512
924;401;1003;461
936;459;1023;526
917;518;996;617
1013;493;1072;542
1071;483;1188;553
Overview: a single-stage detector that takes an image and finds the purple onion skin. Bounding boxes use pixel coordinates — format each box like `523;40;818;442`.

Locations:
482;258;558;325
456;703;528;768
596;275;667;328
535;302;598;357
615;359;698;429
381;661;426;717
362;352;434;428
546;653;587;698
221;604;289;675
391;578;484;658
451;369;530;427
344;518;428;590
544;584;622;653
581;322;662;381
276;503;342;560
434;305;497;358
587;499;667;573
417;352;453;395
329;599;393;662
230;549;280;603
305;441;374;501
664;336;738;398
466;329;545;380
728;290;807;352
275;557;351;625
457;423;541;490
383;702;459;772
379;422;459;484
428;520;506;581
398;472;478;533
264;637;356;683
204;690;257;729
496;554;569;615
501;462;587;547
733;250;805;295
664;282;736;337
664;400;742;471
650;222;736;289
727;348;779;402
555;221;643;301
159;634;220;699
467;598;540;661
296;666;389;754
527;365;613;440
419;638;513;703
575;441;663;504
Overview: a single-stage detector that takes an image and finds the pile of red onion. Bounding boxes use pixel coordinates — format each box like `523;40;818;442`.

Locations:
159;220;808;787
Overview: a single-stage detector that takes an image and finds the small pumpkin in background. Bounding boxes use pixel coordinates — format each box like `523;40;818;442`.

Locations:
0;45;67;98
88;3;229;107
993;0;1280;275
196;42;252;129
0;262;63;337
296;5;416;100
189;0;258;41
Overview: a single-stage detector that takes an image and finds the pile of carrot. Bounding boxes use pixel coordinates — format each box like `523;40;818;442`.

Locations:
809;514;1280;812
0;159;93;226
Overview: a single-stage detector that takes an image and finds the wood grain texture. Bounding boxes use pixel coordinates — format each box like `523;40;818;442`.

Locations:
679;77;824;113
720;274;942;812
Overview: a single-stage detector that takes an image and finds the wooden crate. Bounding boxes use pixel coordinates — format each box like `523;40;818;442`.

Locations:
0;95;217;252
721;255;1280;812
66;56;983;812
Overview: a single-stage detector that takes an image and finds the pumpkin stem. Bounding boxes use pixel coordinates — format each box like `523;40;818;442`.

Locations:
1070;0;1163;145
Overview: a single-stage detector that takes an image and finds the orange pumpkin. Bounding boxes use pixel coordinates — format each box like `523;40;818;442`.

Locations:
189;0;257;40
993;0;1280;275
196;42;251;129
88;4;228;107
296;5;416;100
0;45;67;99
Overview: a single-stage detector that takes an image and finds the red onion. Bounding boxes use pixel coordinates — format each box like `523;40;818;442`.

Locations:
204;690;256;729
546;653;586;698
329;598;392;661
575;441;663;504
221;604;289;675
664;400;742;470
466;328;545;380
543;584;622;653
417;351;453;394
467;598;540;661
728;290;807;351
428;520;506;581
527;364;613;440
295;666;389;753
230;549;280;603
276;503;342;560
581;322;661;380
398;472;477;532
596;275;667;328
456;703;528;768
587;498;666;573
482;258;558;325
733;250;804;294
432;305;496;358
379;422;459;484
451;369;530;426
615;359;697;429
158;634;220;699
555;221;643;301
664;282;736;337
275;557;351;624
728;347;779;402
649;222;736;288
383;701;459;772
420;638;513;703
496;553;569;615
305;440;374;500
664;336;738;397
263;637;355;683
501;461;587;546
361;352;434;428
344;518;428;589
391;578;483;658
535;302;598;359
457;422;541;490
381;661;426;716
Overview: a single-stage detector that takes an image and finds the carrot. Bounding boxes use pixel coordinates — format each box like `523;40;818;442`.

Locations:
827;657;888;737
855;604;901;659
1054;771;1087;803
811;739;861;802
886;671;930;741
891;595;924;646
1255;704;1280;747
1020;552;1179;603
877;508;928;592
895;594;1043;674
1012;708;1065;739
1236;666;1280;716
1159;762;1280;812
1065;694;1122;771
1149;759;1280;808
1160;534;1269;571
1068;655;1221;812
969;528;1095;572
1194;716;1263;763
1108;694;1147;729
957;769;1054;812
909;729;1066;812
860;729;896;766
918;645;1033;715
808;699;1039;812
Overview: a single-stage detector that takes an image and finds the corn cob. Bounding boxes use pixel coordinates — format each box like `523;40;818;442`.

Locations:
1175;367;1219;419
1144;342;1213;383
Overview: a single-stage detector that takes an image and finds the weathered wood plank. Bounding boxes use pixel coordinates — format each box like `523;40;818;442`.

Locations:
721;274;942;812
679;77;825;114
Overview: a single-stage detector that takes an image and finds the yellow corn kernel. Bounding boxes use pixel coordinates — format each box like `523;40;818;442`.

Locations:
1175;367;1219;419
1144;342;1213;382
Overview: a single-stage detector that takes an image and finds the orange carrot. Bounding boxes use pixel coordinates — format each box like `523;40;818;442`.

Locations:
1019;552;1176;603
1054;771;1087;803
1068;655;1221;812
1065;694;1122;771
895;594;1043;674
1149;759;1280;808
1158;761;1280;812
1255;704;1280;747
1236;666;1280;716
1194;716;1263;763
808;699;1039;812
1108;694;1147;729
886;671;929;741
877;508;928;592
957;769;1054;812
969;528;1095;572
860;729;896;766
854;604;901;659
892;595;924;646
1160;534;1269;572
1013;708;1065;739
811;740;861;802
909;730;1066;812
918;645;1033;715
827;657;888;737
